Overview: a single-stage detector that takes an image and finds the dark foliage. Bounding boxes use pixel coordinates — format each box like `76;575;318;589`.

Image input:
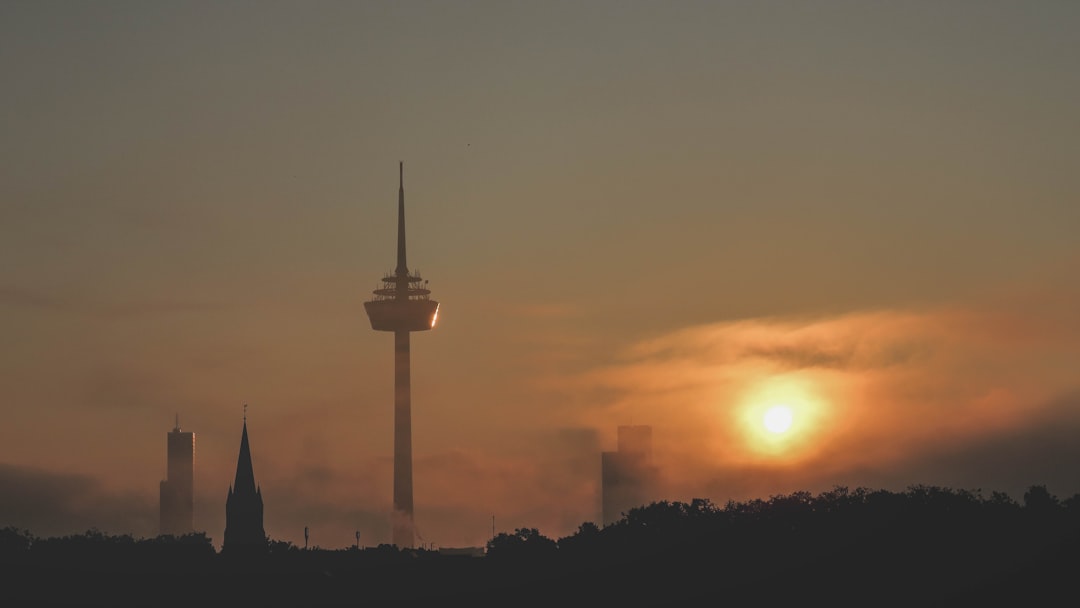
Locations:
3;484;1079;606
486;527;558;561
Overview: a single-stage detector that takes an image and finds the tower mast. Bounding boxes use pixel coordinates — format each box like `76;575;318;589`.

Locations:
397;161;407;277
364;162;440;549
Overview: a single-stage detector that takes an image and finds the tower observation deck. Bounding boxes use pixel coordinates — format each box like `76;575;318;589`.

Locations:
363;162;439;549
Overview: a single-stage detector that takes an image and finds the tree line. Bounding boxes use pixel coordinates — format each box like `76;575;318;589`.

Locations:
3;484;1078;605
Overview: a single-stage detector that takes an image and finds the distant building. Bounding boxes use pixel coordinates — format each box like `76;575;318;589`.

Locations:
223;413;266;553
601;425;658;527
159;416;194;536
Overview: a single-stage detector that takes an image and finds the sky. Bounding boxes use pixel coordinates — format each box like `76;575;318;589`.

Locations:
2;1;1079;550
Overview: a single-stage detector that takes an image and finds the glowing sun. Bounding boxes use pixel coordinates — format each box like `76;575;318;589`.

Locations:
763;405;794;434
735;376;828;460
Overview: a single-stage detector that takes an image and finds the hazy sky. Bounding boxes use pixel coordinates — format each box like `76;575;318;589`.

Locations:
2;1;1079;550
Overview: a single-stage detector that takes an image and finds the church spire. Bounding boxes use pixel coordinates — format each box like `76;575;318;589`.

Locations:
232;416;257;494
224;405;266;554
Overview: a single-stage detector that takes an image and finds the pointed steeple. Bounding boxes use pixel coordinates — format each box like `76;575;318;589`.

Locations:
396;161;408;277
224;407;266;554
233;418;257;495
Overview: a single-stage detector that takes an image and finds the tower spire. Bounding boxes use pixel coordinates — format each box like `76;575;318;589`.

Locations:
396;161;407;276
233;416;256;494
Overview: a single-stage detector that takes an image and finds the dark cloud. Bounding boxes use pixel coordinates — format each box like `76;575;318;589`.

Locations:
742;344;856;369
743;338;933;371
883;392;1080;501
662;391;1080;508
0;463;155;538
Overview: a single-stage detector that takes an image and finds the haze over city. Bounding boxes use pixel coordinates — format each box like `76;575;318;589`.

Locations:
2;1;1079;552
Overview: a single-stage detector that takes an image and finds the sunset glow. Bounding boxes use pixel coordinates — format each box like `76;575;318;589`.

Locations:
2;2;1079;555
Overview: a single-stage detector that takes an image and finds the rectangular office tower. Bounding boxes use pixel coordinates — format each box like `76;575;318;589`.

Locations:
601;425;658;527
159;418;194;536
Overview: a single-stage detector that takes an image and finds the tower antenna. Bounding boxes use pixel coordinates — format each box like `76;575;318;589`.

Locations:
396;161;407;276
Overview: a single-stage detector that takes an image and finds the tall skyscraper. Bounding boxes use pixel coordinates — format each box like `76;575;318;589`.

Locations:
364;162;440;549
223;409;266;554
159;415;194;536
601;425;658;527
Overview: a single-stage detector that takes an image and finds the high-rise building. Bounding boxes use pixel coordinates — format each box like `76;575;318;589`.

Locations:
223;410;266;554
601;425;658;527
159;415;194;536
364;162;440;549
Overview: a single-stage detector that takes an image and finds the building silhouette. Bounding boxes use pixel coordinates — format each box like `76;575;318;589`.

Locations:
223;410;266;553
601;425;658;527
364;162;439;549
159;415;194;536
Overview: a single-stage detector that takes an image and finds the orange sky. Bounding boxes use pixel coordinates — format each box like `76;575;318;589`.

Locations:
2;2;1079;549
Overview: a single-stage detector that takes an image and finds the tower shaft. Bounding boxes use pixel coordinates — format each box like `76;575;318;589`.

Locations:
393;330;414;548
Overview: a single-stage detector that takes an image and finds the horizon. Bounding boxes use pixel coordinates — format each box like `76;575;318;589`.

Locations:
2;1;1079;551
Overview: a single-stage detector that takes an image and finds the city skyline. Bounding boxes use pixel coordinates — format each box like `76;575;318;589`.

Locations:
2;2;1080;551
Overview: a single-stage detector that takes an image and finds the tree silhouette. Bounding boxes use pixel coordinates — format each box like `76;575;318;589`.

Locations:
485;527;557;561
6;483;1080;605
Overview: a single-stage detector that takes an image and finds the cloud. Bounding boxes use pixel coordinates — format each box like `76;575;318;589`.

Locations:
250;426;602;550
562;287;1080;507
0;463;155;538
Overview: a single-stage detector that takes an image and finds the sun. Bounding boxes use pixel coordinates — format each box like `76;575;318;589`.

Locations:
732;376;829;460
763;405;794;434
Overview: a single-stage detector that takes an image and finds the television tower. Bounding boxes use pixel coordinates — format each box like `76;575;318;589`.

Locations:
364;162;439;549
